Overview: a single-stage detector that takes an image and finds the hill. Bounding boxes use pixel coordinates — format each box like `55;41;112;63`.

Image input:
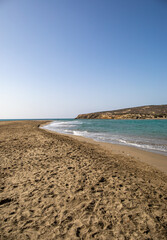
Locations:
76;105;167;119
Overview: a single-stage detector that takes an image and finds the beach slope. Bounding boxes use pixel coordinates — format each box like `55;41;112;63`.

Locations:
0;121;167;239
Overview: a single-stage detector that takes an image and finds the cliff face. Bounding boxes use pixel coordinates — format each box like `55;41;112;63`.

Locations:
76;105;167;119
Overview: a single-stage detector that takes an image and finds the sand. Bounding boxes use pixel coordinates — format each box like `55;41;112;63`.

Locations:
0;121;167;240
58;132;167;175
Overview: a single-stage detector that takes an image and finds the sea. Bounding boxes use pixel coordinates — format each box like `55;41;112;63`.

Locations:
41;119;167;156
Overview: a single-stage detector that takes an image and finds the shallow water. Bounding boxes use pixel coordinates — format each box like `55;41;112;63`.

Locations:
42;119;167;156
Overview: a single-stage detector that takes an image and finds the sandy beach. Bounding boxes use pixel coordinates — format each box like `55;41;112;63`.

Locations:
0;121;167;239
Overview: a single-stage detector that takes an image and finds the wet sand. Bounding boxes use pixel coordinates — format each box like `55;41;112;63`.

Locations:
0;121;167;239
57;132;167;175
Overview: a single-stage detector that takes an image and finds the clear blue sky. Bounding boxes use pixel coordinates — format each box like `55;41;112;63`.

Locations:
0;0;167;118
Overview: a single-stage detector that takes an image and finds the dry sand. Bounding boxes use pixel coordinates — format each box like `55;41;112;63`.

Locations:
60;132;167;175
0;121;167;240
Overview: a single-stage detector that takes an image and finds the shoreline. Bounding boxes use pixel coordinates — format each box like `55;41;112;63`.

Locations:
41;119;167;157
1;120;167;239
41;122;167;175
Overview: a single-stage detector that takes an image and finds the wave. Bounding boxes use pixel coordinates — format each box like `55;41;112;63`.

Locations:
73;131;82;136
41;120;167;155
118;139;167;153
73;130;89;136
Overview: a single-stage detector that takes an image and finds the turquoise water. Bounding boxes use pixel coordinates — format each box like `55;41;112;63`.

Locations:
42;119;167;156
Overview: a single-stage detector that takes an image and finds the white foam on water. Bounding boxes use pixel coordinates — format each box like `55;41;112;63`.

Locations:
118;138;167;154
119;139;127;144
73;130;89;136
41;120;167;156
73;131;82;136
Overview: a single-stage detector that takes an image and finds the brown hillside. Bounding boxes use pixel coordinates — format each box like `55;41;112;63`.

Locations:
76;105;167;119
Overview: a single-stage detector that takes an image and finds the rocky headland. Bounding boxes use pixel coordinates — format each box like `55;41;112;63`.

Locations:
76;105;167;120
